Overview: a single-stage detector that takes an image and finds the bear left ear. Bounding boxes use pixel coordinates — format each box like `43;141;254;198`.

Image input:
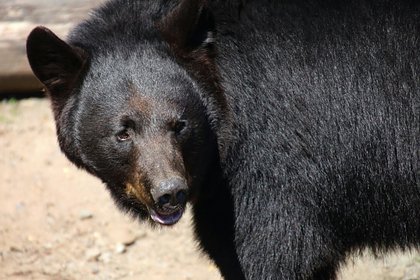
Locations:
27;26;88;119
26;26;87;95
158;0;215;52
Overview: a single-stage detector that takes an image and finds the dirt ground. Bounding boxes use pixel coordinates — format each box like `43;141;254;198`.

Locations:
1;98;420;280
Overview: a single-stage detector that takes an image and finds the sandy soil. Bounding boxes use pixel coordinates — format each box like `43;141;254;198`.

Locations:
1;98;420;280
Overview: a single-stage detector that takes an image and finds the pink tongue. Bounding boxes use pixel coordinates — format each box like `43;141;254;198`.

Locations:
149;208;184;225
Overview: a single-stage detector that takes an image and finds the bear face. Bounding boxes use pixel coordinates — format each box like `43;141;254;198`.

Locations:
74;54;215;225
26;0;221;226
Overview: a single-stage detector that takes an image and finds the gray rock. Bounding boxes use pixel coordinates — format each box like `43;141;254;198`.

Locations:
85;248;101;262
79;210;93;220
98;252;112;263
114;243;126;254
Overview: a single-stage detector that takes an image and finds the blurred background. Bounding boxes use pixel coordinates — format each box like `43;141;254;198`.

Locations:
1;1;420;279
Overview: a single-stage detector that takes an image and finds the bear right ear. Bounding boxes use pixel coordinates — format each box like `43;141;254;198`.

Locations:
26;26;87;99
158;0;215;53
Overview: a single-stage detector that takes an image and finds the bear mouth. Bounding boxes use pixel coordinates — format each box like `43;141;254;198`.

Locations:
149;206;185;226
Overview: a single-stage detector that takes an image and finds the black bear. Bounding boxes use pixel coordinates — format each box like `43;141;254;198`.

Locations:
26;0;419;279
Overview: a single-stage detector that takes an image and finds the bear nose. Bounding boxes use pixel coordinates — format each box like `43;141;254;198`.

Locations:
152;178;188;210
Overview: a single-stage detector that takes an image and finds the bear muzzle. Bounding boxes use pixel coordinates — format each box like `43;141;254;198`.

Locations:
149;178;188;225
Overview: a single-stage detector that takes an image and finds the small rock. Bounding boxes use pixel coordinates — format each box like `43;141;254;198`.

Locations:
42;263;61;275
9;246;22;252
46;216;55;225
115;243;126;254
65;261;76;271
122;234;139;246
93;232;107;247
15;202;25;211
98;252;112;263
79;210;93;220
116;271;129;278
43;242;53;250
85;248;101;261
26;235;36;242
109;229;139;246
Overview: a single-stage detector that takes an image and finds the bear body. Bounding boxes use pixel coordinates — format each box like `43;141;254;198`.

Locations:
27;0;419;279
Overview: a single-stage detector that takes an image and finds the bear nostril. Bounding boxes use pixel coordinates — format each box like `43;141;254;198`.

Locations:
175;190;187;205
158;194;172;207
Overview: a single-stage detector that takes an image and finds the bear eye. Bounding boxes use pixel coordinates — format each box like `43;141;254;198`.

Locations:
173;120;188;135
116;129;131;142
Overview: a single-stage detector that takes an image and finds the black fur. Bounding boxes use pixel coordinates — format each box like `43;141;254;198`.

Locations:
27;0;419;279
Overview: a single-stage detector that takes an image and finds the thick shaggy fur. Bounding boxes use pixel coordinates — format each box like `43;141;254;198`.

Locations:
27;0;419;279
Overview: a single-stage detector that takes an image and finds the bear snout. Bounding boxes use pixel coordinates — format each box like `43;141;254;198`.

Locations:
151;178;188;210
147;178;188;226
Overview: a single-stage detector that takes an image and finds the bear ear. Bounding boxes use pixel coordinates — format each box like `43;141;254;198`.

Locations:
158;0;215;52
26;26;87;98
